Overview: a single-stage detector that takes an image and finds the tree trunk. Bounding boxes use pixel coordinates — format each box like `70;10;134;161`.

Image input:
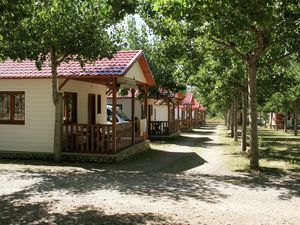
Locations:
294;103;298;136
242;90;247;151
234;96;238;142
227;108;231;130
284;112;288;132
270;112;273;129
50;49;63;162
248;63;259;169
231;103;234;138
224;111;228;126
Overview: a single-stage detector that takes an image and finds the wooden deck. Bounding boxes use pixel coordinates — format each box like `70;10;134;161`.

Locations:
148;120;180;136
63;122;144;154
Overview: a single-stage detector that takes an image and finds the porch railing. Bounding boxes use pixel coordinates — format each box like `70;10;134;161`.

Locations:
180;119;190;130
63;122;143;154
148;120;179;136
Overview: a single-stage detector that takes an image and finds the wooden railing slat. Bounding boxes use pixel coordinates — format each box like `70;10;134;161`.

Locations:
63;123;137;154
76;125;79;152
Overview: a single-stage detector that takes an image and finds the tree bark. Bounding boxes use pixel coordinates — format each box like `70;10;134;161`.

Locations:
234;95;238;142
231;103;234;138
50;48;63;162
284;112;288;132
224;111;228;126
227;108;231;130
248;63;259;169
242;90;247;151
294;103;298;136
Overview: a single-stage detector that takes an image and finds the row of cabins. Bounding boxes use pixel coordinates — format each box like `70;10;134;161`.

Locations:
0;50;206;161
107;91;206;139
237;111;298;129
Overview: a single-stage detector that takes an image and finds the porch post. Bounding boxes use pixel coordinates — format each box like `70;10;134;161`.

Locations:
177;102;180;120
172;103;175;121
177;102;180;130
112;78;117;153
172;102;176;132
167;100;170;134
144;86;148;139
190;105;193;128
189;106;191;128
131;88;136;145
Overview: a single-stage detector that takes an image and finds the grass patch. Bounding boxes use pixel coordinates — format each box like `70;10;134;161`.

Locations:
218;127;251;172
220;126;300;175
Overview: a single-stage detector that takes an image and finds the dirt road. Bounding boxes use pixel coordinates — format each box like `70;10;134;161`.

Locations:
0;124;299;224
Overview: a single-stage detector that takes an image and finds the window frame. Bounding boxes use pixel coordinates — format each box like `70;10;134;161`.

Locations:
0;91;25;125
64;92;78;124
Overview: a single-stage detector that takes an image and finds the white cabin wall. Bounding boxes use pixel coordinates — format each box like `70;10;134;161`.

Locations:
107;98;142;119
125;62;146;83
62;80;107;124
0;79;55;153
175;107;182;120
153;105;168;121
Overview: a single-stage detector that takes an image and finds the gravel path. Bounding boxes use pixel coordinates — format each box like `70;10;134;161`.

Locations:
0;124;299;225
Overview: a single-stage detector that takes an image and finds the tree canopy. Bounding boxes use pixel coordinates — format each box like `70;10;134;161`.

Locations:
141;0;300;169
0;0;136;161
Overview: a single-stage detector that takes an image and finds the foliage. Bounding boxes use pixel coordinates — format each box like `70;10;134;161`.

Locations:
0;0;136;160
1;0;136;65
116;15;205;95
142;0;300;168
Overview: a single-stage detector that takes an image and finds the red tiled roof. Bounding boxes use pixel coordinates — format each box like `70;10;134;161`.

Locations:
0;50;155;86
181;92;193;105
192;99;200;110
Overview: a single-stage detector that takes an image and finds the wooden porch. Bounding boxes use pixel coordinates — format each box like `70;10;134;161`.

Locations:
148;120;180;136
63;122;145;154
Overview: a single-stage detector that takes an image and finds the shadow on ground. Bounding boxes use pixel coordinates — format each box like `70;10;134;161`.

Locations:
1;124;300;224
152;125;227;148
0;198;177;225
1;163;299;224
258;129;300;165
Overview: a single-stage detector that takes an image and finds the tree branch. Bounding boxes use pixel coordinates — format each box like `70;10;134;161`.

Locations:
57;54;69;66
264;51;296;65
253;31;268;59
210;37;247;62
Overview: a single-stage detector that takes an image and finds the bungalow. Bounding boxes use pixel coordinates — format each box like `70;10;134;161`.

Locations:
0;50;155;160
269;112;293;129
176;92;194;130
199;104;206;125
108;90;181;139
192;99;201;127
147;92;181;139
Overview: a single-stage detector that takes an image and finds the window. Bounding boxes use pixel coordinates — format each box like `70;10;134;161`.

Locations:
0;92;25;124
64;92;77;123
97;95;101;114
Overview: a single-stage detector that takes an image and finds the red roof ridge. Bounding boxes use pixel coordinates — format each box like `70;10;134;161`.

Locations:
120;50;143;76
0;50;155;85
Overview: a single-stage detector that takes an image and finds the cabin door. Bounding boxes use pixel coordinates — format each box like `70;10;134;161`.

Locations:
88;94;96;124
